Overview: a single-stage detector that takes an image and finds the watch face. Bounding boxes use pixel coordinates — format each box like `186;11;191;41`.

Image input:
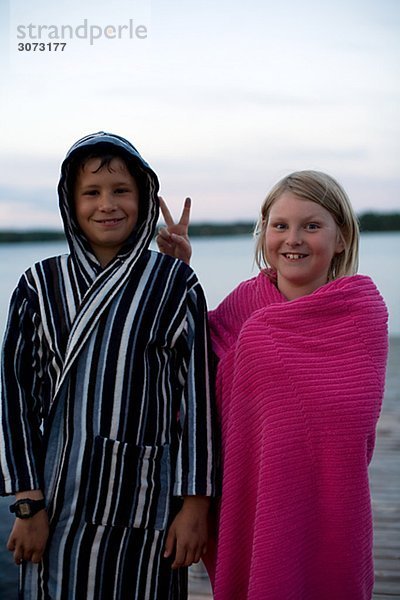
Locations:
18;502;32;517
10;498;45;519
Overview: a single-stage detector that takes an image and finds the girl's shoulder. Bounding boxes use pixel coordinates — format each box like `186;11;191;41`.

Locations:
211;274;259;319
215;270;280;311
318;273;385;301
208;271;283;357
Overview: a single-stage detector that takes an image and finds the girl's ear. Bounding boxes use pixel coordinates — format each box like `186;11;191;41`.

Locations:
335;232;345;254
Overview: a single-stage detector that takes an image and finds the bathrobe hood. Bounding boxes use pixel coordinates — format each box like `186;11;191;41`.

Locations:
58;131;160;281
54;132;161;390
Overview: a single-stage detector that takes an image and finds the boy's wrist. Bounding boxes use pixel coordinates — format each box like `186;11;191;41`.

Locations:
181;495;211;511
15;490;44;501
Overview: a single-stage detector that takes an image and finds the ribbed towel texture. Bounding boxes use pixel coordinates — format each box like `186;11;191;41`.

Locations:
207;272;388;600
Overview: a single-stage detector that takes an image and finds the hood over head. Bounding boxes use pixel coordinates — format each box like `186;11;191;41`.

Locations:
58;131;159;277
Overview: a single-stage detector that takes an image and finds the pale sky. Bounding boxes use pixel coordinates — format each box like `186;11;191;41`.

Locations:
0;0;399;229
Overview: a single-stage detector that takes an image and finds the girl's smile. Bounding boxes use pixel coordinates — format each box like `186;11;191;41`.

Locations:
281;252;309;260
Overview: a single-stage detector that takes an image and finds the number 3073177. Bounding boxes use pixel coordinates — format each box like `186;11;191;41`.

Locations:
18;42;67;51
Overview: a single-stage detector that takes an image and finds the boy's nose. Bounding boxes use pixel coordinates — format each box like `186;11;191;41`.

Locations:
98;193;116;211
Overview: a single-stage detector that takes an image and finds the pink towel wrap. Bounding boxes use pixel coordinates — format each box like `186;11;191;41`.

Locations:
207;272;388;600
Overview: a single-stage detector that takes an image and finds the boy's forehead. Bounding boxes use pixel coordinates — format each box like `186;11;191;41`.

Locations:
81;156;129;172
74;157;138;191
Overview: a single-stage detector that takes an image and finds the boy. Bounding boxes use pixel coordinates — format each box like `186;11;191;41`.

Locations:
0;132;217;599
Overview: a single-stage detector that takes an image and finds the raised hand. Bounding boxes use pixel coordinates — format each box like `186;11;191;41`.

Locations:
156;197;192;265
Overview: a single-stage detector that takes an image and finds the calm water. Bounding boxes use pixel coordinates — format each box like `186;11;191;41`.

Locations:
0;232;399;334
0;233;399;596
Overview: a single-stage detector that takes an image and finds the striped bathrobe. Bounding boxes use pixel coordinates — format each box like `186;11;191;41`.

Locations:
0;133;217;599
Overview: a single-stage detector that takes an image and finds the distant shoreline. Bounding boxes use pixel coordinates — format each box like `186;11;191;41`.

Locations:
1;212;400;243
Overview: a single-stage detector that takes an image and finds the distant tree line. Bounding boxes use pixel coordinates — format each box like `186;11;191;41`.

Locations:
0;230;66;243
0;212;399;243
358;212;400;232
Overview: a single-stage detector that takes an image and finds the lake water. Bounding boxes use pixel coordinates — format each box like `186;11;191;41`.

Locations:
0;232;399;596
0;232;399;335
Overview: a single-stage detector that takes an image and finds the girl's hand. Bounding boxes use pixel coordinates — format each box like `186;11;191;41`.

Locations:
7;509;49;565
164;496;210;569
156;197;192;265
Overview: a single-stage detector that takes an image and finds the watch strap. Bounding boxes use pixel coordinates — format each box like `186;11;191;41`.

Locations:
10;498;46;519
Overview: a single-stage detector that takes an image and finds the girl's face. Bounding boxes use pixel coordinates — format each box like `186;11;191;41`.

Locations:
265;191;344;300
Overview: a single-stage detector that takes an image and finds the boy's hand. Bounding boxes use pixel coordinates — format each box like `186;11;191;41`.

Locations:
7;498;49;565
164;495;210;569
156;197;192;265
7;490;49;565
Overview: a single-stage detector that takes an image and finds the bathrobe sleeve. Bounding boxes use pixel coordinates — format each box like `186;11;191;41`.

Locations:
0;274;46;495
173;272;218;498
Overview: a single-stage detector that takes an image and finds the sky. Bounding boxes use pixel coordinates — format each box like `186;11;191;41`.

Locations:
0;0;399;229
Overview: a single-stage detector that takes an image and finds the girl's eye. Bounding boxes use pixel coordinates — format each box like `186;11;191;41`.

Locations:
84;190;98;196
115;188;129;194
306;223;319;230
274;223;287;230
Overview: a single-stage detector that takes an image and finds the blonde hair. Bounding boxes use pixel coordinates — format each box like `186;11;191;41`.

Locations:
254;170;359;281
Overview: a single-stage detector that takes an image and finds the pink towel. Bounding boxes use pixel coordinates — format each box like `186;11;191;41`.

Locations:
207;272;388;600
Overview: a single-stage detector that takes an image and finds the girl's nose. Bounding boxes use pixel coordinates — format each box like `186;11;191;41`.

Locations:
285;228;302;246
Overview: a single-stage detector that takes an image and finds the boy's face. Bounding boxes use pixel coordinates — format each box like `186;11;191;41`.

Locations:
74;157;140;267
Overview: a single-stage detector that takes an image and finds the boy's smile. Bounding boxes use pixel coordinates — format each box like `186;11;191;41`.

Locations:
74;157;139;266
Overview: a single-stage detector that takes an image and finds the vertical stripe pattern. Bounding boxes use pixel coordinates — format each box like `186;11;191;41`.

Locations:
0;132;217;599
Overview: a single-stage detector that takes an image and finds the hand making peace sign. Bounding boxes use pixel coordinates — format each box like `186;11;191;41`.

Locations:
156;197;192;265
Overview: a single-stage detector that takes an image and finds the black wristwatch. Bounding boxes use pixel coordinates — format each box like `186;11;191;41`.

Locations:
10;498;46;519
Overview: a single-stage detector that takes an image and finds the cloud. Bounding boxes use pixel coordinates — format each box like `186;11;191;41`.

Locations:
1;0;398;227
0;185;61;230
0;200;61;230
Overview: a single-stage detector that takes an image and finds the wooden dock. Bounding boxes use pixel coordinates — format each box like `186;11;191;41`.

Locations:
189;336;400;599
370;336;400;599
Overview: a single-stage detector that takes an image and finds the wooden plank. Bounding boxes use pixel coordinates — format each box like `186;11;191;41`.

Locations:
371;337;400;598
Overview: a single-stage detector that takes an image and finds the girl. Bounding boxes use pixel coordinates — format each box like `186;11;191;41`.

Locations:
157;170;388;600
